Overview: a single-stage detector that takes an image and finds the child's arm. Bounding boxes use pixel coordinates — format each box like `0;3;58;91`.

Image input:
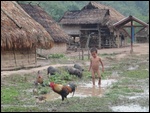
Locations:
99;57;104;72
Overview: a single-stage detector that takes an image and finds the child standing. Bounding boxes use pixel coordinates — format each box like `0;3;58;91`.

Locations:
88;47;104;86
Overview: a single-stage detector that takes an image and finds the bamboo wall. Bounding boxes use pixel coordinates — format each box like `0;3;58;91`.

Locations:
1;49;36;70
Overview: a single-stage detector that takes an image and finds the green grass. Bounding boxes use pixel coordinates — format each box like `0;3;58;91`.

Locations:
122;70;149;79
2;106;42;112
1;86;19;104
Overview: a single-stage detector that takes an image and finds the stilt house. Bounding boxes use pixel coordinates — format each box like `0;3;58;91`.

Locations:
59;1;128;48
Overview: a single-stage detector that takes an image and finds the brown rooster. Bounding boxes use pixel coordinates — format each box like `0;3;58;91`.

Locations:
49;82;77;101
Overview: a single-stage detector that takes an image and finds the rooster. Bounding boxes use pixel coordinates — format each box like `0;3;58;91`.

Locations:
49;82;77;101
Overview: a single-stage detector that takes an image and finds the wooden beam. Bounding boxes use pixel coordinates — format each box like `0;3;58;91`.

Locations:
130;21;133;53
123;25;146;27
98;24;101;49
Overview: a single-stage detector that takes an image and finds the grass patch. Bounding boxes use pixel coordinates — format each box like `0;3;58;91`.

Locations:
122;70;149;79
48;53;65;59
100;52;118;56
1;86;19;104
1;106;41;112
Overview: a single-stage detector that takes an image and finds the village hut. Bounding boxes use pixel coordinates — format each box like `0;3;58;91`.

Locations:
19;3;70;56
59;1;128;48
1;1;54;70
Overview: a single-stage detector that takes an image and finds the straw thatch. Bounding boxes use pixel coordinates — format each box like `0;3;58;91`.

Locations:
19;3;70;43
59;9;109;25
1;1;54;51
59;1;125;25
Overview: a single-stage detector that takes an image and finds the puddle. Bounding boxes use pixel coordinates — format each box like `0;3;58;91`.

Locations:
111;104;149;112
37;79;117;102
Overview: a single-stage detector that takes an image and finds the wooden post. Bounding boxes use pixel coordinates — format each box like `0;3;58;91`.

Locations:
12;43;17;68
13;49;17;69
98;24;101;49
116;30;120;48
88;48;90;60
130;20;133;53
35;48;37;66
79;48;81;60
81;48;84;60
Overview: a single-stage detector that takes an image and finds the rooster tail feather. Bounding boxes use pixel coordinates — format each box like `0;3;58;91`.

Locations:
68;83;77;94
72;90;75;97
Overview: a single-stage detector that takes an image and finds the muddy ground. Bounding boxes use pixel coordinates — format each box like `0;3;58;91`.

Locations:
1;43;149;112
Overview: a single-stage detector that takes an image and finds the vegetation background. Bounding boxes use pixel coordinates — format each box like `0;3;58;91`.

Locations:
17;1;149;22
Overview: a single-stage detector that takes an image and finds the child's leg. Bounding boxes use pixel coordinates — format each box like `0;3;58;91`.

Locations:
98;77;101;85
97;70;101;85
91;70;95;85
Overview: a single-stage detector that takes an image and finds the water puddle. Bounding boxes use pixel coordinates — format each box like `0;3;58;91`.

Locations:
111;104;149;112
36;79;117;102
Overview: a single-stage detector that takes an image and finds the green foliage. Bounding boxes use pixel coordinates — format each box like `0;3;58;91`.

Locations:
48;53;64;59
49;71;77;84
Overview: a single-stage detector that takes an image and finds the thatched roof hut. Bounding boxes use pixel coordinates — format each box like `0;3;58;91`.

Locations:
19;3;70;43
1;1;54;51
59;1;125;26
1;1;54;70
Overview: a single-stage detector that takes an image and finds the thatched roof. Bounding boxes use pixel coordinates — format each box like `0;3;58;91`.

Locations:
1;1;54;51
59;9;109;25
59;1;125;25
19;3;70;43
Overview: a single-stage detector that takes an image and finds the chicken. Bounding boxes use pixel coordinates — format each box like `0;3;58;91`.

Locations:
49;82;77;101
34;71;45;87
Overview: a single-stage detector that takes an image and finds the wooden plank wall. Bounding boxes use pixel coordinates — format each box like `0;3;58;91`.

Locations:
1;49;36;69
